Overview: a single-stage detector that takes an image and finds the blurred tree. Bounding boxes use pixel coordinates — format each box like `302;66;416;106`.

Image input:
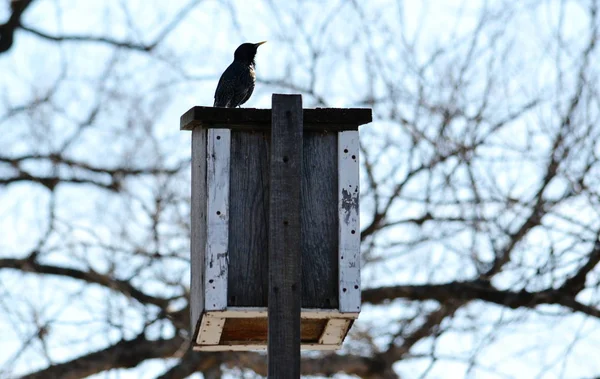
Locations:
1;0;600;378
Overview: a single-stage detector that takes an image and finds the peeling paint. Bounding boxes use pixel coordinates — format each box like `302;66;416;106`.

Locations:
341;188;359;225
338;131;361;313
205;128;231;311
217;252;228;276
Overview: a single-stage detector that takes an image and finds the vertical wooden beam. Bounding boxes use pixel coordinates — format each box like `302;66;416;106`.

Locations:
190;127;207;336
205;128;231;311
268;94;303;378
338;131;361;313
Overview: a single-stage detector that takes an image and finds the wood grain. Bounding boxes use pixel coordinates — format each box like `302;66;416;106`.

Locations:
228;130;270;307
301;132;339;308
181;106;372;131
221;318;326;343
228;131;340;310
190;127;206;339
268;94;303;378
204;128;230;311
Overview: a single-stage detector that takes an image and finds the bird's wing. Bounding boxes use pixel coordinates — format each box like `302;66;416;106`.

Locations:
235;66;256;107
239;82;254;106
214;64;235;107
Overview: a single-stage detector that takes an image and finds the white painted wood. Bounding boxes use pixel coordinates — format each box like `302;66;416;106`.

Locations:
338;131;361;313
204;307;266;318
205;128;231;311
203;307;359;319
194;343;342;352
318;319;351;345
301;309;357;319
196;315;225;345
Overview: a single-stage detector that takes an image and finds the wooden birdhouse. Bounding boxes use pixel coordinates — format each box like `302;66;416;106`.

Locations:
181;100;372;351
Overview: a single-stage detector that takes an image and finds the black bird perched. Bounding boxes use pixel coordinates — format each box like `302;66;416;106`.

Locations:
213;41;266;108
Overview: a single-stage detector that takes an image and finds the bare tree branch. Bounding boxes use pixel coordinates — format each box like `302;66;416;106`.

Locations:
21;334;188;379
0;0;36;53
0;258;174;308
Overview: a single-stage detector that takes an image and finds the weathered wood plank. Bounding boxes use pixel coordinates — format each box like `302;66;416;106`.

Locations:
338;131;361;313
203;307;358;319
301;132;339;309
205;128;230;311
196;316;225;345
194;343;342;351
268;94;303;378
318;319;352;345
180;106;372;131
228;131;270;307
190;127;207;339
221;317;326;343
229;131;340;309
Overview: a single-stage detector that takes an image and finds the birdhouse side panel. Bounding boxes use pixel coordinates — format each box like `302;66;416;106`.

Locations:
228;130;270;307
190;127;207;335
301;131;339;309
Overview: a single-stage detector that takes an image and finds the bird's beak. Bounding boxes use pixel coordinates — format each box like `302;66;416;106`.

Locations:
255;41;267;47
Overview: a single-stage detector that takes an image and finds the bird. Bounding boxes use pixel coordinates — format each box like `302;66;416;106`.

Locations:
213;41;266;108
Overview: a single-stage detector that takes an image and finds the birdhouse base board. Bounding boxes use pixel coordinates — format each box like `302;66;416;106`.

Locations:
193;307;358;351
193;343;342;352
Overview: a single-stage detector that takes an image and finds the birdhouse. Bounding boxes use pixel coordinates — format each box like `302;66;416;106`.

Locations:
181;104;372;351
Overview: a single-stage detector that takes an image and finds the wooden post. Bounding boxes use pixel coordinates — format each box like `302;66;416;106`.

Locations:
268;94;303;377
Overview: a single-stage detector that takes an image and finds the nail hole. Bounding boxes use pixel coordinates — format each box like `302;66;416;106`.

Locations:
352;155;356;159
283;220;289;226
343;288;347;292
354;285;359;289
351;230;356;234
283;156;289;163
216;135;221;140
341;256;344;260
209;279;214;284
216;211;221;215
212;286;215;289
